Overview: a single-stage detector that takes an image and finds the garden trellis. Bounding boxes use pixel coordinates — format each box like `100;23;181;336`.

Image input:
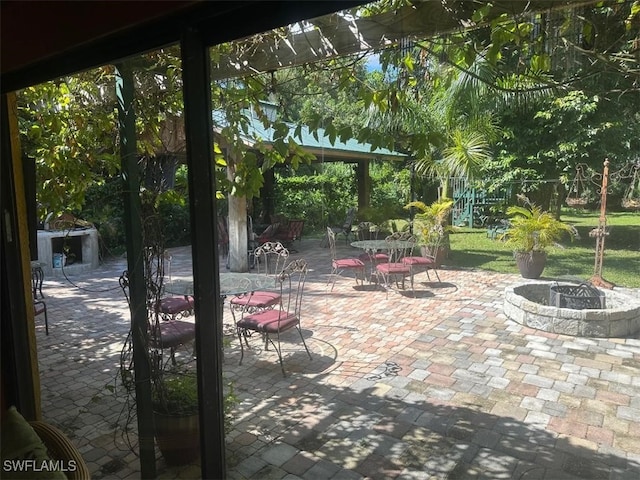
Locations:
621;161;640;211
586;159;639;289
566;164;590;208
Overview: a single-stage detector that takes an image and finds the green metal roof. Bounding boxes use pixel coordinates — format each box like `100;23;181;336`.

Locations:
212;108;407;162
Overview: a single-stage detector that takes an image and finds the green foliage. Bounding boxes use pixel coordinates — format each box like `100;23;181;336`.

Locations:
151;371;236;432
501;196;576;252
272;160;412;233
18;71;119;220
157;193;191;248
404;197;454;244
80;177;125;256
152;373;199;415
379;218;411;234
369;161;412;217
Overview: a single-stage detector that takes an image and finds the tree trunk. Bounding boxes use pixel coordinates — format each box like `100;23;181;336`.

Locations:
227;165;248;272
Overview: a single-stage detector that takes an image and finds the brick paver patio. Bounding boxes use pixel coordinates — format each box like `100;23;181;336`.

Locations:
34;238;640;479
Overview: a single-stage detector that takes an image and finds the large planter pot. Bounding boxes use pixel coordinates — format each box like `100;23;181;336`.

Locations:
514;251;547;279
154;411;200;466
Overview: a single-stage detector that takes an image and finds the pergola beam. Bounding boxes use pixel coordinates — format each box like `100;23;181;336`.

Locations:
210;0;597;81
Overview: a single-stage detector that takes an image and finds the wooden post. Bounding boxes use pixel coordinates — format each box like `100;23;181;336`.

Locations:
589;159;614;289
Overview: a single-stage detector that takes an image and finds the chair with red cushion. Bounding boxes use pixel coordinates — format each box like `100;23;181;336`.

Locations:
236;259;311;376
375;232;416;295
401;234;443;289
326;226;365;291
119;270;195;365
229;241;289;324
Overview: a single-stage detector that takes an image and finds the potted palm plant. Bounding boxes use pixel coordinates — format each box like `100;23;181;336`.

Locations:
404;197;454;264
501;195;577;279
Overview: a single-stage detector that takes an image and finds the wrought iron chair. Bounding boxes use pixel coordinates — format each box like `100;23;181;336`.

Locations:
31;262;45;299
229;241;289;323
401;234;443;289
34;299;49;335
29;260;49;334
326;226;365;291
322;207;357;246
236;259;311;376
375;232;416;295
119;270;195;365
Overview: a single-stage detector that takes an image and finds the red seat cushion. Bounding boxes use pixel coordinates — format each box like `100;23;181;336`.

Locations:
358;252;389;263
154;320;195;348
159;295;194;314
402;256;436;267
230;291;281;309
333;258;365;269
237;309;299;334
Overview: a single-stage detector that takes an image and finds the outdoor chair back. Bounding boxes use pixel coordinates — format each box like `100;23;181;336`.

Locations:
254;241;290;278
356;222;380;241
229;242;289;323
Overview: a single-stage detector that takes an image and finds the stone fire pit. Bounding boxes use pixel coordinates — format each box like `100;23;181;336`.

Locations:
504;281;640;337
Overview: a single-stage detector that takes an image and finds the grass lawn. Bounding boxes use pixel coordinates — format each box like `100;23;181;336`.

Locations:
446;210;640;288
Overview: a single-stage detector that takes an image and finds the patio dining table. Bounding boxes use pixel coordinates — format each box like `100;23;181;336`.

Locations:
351;239;416;281
166;272;276;298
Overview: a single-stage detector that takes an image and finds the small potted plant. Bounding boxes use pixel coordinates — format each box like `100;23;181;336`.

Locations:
501;195;577;279
151;371;201;466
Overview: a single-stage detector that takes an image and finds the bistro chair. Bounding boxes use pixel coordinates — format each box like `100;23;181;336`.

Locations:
326;226;365;291
34;299;49;335
235;259;311;376
31;262;45;299
322;207;357;246
401;234;443;290
229;241;289;323
119;270;195;365
375;232;416;295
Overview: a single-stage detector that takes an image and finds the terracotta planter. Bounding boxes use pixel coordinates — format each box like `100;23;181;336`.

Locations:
514;251;547;279
154;411;200;466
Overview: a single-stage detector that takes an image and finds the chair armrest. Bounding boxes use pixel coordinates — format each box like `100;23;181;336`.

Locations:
29;421;91;480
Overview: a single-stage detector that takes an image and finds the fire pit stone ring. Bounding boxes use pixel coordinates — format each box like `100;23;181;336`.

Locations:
504;281;640;338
